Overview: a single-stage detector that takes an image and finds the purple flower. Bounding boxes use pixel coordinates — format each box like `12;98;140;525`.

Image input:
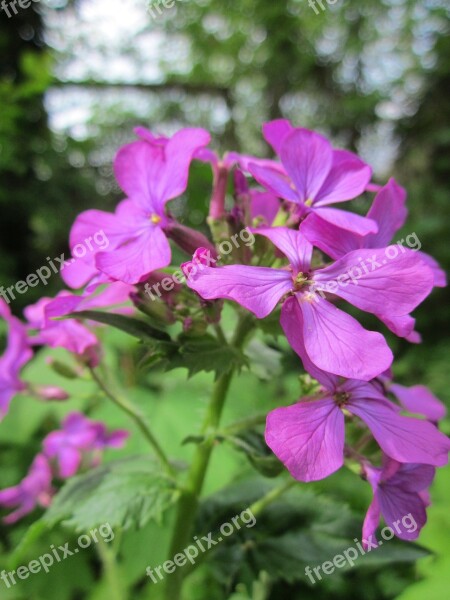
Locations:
301;178;447;288
247;120;375;235
25;295;101;366
24;282;133;366
43;412;129;478
362;459;435;544
0;454;53;524
264;357;450;482
389;382;447;423
185;227;434;380
0;300;33;419
63;127;211;287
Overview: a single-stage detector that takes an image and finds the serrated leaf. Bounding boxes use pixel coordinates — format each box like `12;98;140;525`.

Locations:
67;311;172;343
195;479;428;586
226;431;284;478
45;456;178;532
168;332;248;379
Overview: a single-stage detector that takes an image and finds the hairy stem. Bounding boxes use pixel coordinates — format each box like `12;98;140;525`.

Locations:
96;538;127;600
163;314;254;600
90;367;175;477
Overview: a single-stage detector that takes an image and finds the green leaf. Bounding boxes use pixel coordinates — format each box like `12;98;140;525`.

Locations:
246;339;282;381
45;456;178;532
168;332;248;379
225;431;284;478
7;520;49;570
67;311;172;343
195;479;428;587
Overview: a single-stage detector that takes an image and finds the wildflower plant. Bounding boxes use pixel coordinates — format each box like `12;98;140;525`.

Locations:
0;120;448;599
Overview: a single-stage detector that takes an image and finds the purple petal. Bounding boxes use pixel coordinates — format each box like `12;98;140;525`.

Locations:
294;295;393;381
314;149;372;206
265;397;345;482
348;397;450;466
253;227;313;273
247;162;299;203
417;251;447;288
186;264;292;319
313;207;378;235
376;314;417;338
262;119;293;154
96;226;171;284
389;463;436;494
390;384;447;422
300;213;363;260
280;129;333;203
377;485;427;541
362;496;381;545
280;296;340;389
314;247;434;318
58;447;83;478
365;179;408;247
114;128;210;213
250;190;280;226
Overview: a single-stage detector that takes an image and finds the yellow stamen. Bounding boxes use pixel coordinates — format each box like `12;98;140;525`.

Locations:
305;198;314;207
150;214;162;224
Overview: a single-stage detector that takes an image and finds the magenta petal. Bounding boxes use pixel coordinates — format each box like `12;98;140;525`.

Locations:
362;496;381;545
313;207;378;235
365;179;408;247
187;264;292;319
390;384;447;422
314;247;434;318
300;213;362;260
376;314;417;338
376;485;426;541
348;397;450;466
96;226;171;284
159;128;211;207
314;149;372;206
389;463;436;494
280;129;333;203
262;119;293;154
248;162;299;203
265;397;345;482
114;128;210;213
253;227;313;273
416;251;447;288
296;295;393;381
250;191;280;226
58;447;83;478
280;296;340;389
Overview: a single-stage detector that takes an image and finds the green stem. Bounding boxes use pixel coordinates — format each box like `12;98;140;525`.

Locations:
96;538;127;600
90;367;175;477
221;413;268;435
163;314;254;600
248;479;296;518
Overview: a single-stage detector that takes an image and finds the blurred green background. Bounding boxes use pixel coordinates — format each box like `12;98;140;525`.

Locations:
0;1;449;599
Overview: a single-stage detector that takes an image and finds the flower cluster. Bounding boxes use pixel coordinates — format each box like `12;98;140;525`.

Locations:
0;413;127;523
0;119;447;544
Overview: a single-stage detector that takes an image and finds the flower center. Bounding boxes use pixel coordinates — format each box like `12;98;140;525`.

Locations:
305;198;314;207
150;214;162;224
294;272;308;290
335;392;350;407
